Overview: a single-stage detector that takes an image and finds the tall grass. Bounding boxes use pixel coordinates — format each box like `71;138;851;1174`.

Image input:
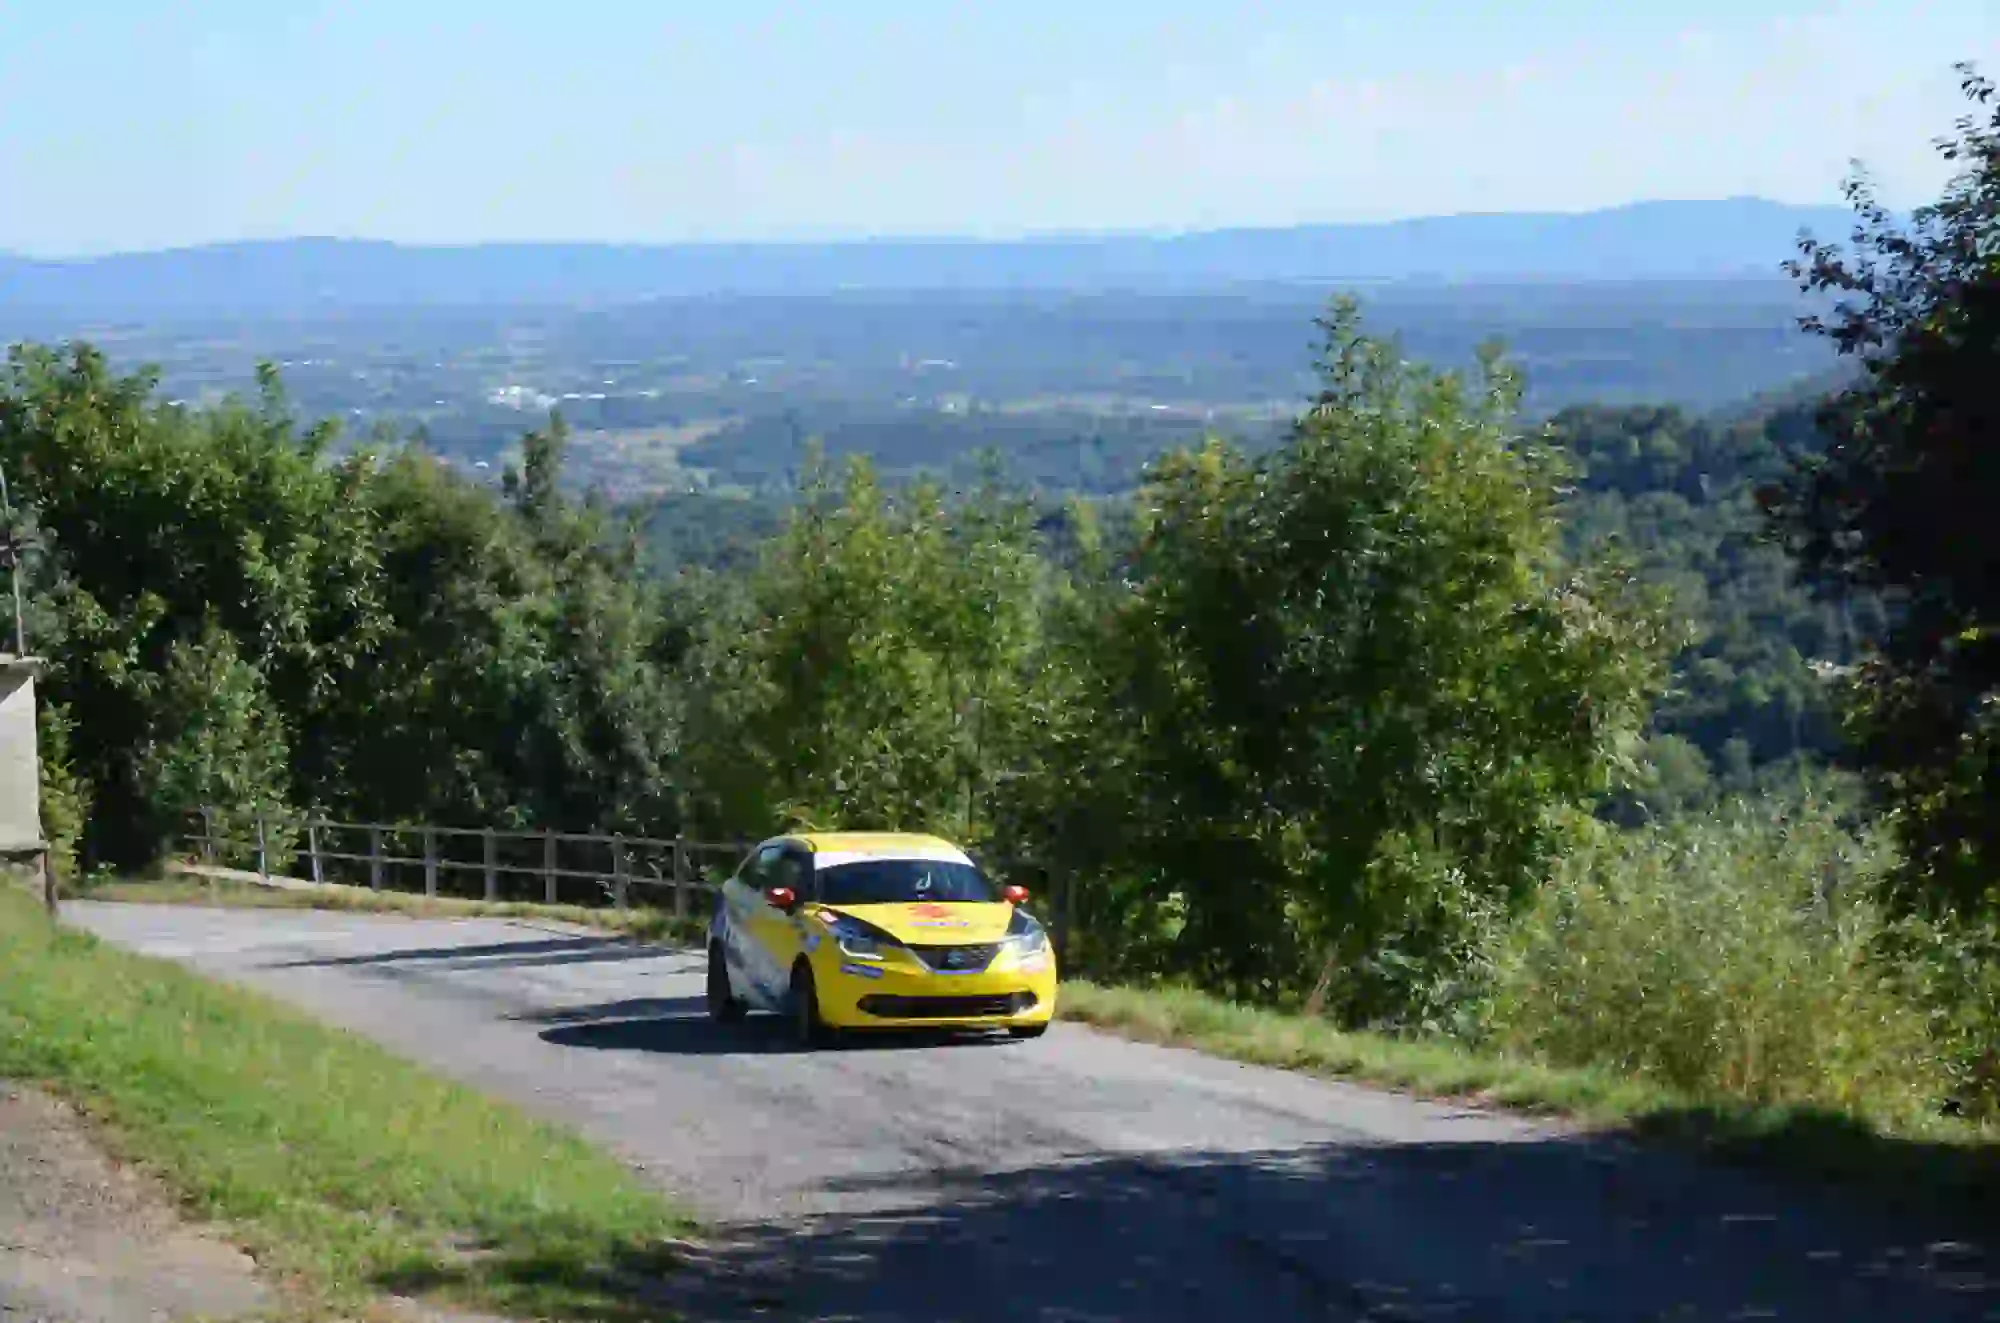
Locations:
1486;797;1946;1123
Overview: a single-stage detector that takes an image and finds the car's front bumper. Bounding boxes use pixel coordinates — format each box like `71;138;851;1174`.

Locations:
811;947;1059;1030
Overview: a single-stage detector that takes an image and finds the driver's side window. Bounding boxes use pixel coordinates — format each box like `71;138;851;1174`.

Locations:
752;844;785;887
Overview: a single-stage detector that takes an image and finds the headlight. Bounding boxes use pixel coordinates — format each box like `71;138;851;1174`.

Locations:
829;916;890;960
1006;907;1048;954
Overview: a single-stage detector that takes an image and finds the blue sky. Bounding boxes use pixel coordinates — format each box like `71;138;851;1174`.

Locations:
1;0;1994;255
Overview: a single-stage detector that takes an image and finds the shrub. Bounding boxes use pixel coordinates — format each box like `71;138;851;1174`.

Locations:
1883;913;2000;1120
35;697;88;884
1486;795;1944;1120
131;623;295;868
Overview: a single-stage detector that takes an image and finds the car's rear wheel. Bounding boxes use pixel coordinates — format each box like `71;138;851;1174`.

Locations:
790;963;833;1048
1007;1023;1049;1040
707;942;747;1024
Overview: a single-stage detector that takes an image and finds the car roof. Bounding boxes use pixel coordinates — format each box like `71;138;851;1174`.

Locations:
789;830;963;856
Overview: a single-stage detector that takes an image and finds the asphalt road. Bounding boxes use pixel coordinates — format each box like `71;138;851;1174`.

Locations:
68;901;2000;1323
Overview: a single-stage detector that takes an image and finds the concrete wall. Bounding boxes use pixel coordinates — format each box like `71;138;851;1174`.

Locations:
0;659;44;854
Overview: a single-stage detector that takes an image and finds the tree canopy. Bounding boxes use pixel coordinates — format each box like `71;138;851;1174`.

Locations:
1018;305;1669;1022
1763;65;2000;917
0;345;687;870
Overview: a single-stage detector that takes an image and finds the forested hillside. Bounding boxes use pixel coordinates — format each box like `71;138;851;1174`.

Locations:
1549;398;1878;808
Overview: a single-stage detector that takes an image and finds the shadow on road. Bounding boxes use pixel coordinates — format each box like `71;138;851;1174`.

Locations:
376;1133;2000;1323
268;935;684;973
529;997;1017;1057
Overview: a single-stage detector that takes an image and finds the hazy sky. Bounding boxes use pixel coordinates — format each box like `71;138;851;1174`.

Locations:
2;0;1995;255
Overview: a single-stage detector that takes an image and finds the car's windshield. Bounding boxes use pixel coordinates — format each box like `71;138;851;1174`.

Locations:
814;858;997;906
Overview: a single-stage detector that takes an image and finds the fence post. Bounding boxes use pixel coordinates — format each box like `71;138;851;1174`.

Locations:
423;827;438;897
369;826;383;891
612;834;628;911
543;831;557;905
483;829;498;903
200;807;216;865
673;839;690;922
256;811;269;881
307;821;323;886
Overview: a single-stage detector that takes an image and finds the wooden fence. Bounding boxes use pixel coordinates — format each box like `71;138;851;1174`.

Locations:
183;808;750;922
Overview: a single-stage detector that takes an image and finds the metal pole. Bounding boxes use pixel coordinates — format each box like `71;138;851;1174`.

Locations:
483;829;498;902
308;821;323;885
423;827;438;897
256;811;269;881
200;807;215;865
369;826;383;891
543;830;557;905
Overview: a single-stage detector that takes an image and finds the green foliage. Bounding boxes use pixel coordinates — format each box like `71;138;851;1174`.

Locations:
1880;912;2000;1120
1025;303;1671;1023
1548;400;1876;791
131;622;295;868
34;698;87;883
638;491;786;575
0;346;688;867
318;427;687;834
1764;65;2000;919
0;345;378;867
1488;797;1943;1120
685;449;1044;844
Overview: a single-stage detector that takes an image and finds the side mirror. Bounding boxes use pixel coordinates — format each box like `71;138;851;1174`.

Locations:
764;886;798;912
1002;884;1030;906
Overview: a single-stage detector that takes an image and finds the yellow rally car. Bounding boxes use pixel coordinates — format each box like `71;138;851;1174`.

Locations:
706;831;1057;1045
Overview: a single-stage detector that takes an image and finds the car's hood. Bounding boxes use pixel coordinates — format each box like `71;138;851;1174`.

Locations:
818;901;1016;945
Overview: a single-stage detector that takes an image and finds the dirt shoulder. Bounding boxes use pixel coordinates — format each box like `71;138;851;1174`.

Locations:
0;1080;270;1322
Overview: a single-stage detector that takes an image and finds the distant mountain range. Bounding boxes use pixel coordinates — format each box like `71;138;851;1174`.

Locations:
1;198;1861;317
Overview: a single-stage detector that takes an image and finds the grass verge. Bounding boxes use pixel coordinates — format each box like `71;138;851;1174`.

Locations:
0;885;697;1320
1058;981;1669;1121
1058;979;2000;1226
82;868;707;946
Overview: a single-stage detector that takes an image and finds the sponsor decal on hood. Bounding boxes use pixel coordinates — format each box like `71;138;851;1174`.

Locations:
818;901;1014;944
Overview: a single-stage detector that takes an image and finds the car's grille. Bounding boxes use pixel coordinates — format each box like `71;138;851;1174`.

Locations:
908;942;1000;974
857;992;1038;1020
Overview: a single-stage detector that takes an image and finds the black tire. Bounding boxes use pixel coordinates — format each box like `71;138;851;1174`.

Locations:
790;963;832;1048
707;942;747;1024
1008;1023;1050;1040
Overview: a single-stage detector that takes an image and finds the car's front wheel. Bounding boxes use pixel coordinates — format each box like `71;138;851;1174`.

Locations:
790;963;833;1048
707;942;747;1024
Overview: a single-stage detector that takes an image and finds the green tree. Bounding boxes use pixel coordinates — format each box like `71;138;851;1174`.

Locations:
1763;65;2000;917
0;346;381;867
306;419;689;836
1547;401;1874;785
131;622;295;867
1047;302;1670;1024
0;348;689;867
685;448;1044;847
